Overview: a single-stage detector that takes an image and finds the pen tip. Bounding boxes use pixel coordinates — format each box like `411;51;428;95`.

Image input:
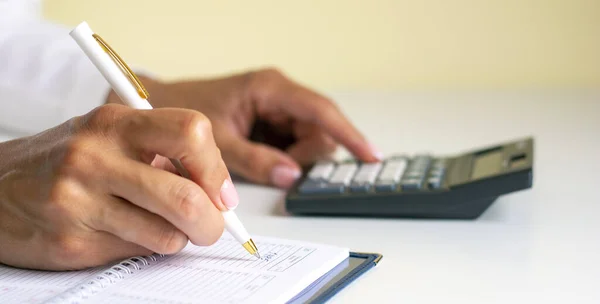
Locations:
254;252;261;259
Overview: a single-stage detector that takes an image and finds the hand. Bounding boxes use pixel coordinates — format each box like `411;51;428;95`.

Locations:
125;68;382;188
0;104;237;270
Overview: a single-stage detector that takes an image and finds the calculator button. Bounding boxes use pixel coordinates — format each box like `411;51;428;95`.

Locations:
427;177;443;189
352;163;383;183
404;171;423;179
375;181;398;192
401;175;424;187
401;179;423;190
428;167;444;176
431;159;446;168
426;167;446;189
350;162;383;192
350;184;371;193
307;161;335;181
299;181;344;194
329;163;359;186
376;157;408;183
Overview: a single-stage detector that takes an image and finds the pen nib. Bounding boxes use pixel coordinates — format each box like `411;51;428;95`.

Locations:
254;252;261;260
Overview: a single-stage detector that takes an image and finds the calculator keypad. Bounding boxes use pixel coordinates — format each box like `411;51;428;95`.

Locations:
298;156;448;195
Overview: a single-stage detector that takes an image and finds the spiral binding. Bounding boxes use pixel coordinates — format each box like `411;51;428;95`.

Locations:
43;253;166;304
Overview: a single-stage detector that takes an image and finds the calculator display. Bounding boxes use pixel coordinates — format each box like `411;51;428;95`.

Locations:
471;150;503;179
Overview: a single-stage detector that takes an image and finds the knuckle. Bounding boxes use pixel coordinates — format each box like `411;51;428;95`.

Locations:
155;226;187;254
320;98;339;113
46;179;79;213
246;67;286;91
50;235;86;265
172;183;202;223
56;138;105;180
259;67;284;79
82;104;125;131
321;135;338;154
181;112;213;143
242;149;268;178
60;138;91;169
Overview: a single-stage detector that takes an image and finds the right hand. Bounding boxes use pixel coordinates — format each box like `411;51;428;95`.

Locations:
0;104;236;271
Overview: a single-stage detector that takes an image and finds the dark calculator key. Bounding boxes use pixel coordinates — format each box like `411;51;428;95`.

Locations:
350;183;372;193
375;181;398;192
401;178;424;190
427;177;443;189
428;168;444;177
404;171;423;179
299;181;344;194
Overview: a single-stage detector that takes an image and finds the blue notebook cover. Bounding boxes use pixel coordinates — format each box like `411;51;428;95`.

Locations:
288;252;383;304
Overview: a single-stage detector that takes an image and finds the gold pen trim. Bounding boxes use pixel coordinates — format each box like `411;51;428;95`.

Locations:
92;34;149;99
242;239;258;255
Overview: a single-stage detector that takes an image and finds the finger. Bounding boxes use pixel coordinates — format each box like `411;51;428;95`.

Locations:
220;135;302;189
250;69;382;162
90;195;189;255
151;154;179;174
47;231;153;271
104;156;225;246
286;132;338;165
118;108;235;210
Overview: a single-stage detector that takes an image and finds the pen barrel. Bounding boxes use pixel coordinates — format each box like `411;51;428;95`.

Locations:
221;210;251;244
69;22;152;110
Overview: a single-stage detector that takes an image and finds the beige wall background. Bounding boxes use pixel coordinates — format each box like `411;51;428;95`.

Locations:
44;0;600;91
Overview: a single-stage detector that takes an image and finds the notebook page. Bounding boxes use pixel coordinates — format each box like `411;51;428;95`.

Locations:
88;234;349;304
0;265;99;303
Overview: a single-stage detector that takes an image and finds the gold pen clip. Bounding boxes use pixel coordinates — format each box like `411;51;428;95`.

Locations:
92;34;149;99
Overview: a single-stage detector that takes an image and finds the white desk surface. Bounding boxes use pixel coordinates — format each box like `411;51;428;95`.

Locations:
232;91;600;304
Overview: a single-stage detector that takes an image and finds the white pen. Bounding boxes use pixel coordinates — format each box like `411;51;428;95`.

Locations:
70;21;260;259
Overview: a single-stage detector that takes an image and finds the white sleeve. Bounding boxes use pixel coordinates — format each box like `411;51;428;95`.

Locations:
0;1;111;136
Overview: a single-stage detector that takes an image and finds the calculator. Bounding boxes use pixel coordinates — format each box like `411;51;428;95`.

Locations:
285;137;534;219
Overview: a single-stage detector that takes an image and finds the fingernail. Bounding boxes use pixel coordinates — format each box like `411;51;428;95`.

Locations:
271;165;302;188
220;179;240;210
368;142;384;160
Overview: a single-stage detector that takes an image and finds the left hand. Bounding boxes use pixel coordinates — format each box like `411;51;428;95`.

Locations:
109;68;381;188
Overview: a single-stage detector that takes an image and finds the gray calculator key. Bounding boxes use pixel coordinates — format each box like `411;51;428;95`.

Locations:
432;159;446;168
404;171;423;179
350;183;372;193
352;162;383;184
375;181;397;192
350;162;383;192
376;158;407;183
299;181;344;194
427;177;443;189
401;177;424;190
307;161;335;181
329;163;359;186
427;169;446;189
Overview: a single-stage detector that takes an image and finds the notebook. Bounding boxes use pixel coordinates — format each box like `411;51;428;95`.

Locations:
0;233;381;303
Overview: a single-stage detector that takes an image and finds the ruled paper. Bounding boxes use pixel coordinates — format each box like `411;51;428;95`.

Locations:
0;265;99;303
0;234;348;304
88;234;348;304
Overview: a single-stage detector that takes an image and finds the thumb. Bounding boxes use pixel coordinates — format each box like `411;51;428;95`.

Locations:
221;136;302;189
